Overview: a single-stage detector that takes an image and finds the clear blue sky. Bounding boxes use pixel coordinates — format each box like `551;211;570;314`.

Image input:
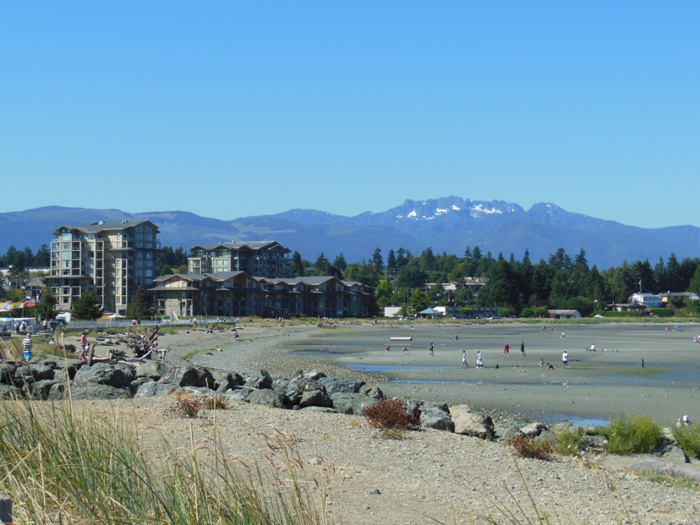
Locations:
2;2;699;228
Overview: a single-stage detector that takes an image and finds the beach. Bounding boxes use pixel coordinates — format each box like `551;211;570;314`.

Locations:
169;320;700;427
50;320;700;523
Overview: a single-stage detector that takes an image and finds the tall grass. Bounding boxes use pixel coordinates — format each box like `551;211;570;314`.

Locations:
0;400;329;524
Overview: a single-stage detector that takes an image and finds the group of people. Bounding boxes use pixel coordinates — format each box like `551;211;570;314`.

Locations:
458;349;484;368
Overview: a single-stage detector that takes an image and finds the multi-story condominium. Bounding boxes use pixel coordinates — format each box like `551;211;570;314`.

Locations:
187;241;291;278
48;220;160;314
151;272;371;318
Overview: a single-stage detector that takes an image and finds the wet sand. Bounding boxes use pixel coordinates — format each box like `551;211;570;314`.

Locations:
278;322;700;426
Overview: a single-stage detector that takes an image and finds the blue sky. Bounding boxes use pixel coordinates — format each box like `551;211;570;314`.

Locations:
2;3;699;228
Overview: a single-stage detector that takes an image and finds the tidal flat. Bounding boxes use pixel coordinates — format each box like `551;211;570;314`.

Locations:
286;322;700;426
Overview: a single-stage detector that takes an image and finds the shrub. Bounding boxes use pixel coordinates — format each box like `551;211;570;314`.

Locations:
511;435;554;461
169;397;203;418
364;398;420;431
672;424;700;459
599;414;662;454
203;395;230;411
555;426;585;456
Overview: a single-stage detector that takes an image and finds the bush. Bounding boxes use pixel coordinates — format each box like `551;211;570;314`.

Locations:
599;414;662;454
672;424;700;459
169;397;203;418
511;435;554;461
364;398;420;431
202;395;230;411
555;426;585;456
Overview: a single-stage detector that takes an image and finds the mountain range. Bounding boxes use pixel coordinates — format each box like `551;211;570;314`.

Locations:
2;196;700;269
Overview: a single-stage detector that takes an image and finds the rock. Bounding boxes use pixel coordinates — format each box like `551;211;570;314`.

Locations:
301;369;327;380
500;424;522;441
134;361;171;381
0;362;17;384
30;379;58;400
451;405;495;439
319;376;365;396
48;382;131;400
15;363;55;381
246;388;286;409
581;435;608;453
74;363;132;388
419;403;454;432
660;445;690;464
215;372;243;393
0;383;24;399
520;422;547;437
285;377;328;405
300;389;332;408
133;379;177;398
163;365;216;389
360;386;385;400
628;458;700;485
245;370;273;389
331;393;378;415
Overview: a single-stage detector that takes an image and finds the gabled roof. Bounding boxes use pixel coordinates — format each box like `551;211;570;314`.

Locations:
188;241;290;253
54;220;159;235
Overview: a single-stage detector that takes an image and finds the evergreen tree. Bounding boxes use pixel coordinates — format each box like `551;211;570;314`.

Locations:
36;287;57;321
332;253;347;272
72;290;103;320
127;285;152;319
290;251;304;276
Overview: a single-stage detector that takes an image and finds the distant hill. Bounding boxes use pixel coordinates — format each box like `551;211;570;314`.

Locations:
2;197;699;269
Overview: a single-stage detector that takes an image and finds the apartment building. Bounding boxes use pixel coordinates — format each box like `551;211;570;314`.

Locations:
188;241;291;278
151;272;371;318
48;220;160;314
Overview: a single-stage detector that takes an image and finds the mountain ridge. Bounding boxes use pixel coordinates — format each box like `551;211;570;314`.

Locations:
2;197;698;269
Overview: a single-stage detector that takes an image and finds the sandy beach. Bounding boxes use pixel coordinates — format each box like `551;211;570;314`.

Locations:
160;320;700;427
50;320;700;524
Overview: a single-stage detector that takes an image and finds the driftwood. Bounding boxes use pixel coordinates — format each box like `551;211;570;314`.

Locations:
125;326;164;360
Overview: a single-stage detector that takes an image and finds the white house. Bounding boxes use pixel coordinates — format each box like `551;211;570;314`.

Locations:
629;292;663;308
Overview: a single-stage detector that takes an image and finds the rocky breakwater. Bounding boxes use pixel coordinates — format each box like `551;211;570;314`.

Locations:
0;356;498;437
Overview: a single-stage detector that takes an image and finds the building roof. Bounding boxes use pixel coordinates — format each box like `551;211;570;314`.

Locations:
188;241;290;253
53;219;159;235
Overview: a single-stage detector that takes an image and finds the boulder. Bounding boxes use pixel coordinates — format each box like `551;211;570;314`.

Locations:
0;383;24;399
0;362;17;384
216;372;243;393
319;376;365;396
15;363;55;381
331;392;378;415
246;388;286;409
134;361;171;381
48;382;131;400
520;422;547;438
360;385;385;400
30;379;58;400
74;363;131;388
300;389;332;408
419;403;454;432
451;405;495;439
245;370;273;389
301;369;327;381
133;380;177;398
285;377;328;405
163;365;216;389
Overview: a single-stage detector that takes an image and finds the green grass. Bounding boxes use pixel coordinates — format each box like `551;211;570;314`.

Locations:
0;400;328;524
597;413;663;455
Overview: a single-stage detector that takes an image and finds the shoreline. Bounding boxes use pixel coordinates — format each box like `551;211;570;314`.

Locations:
149;320;700;427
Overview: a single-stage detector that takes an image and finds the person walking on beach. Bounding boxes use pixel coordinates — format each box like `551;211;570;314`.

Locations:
429;342;434;356
641;358;645;369
520;341;526;356
503;342;510;357
538;357;544;369
562;351;569;368
476;350;483;368
460;350;468;368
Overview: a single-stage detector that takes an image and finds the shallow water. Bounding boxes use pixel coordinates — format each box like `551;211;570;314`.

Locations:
289;322;700;424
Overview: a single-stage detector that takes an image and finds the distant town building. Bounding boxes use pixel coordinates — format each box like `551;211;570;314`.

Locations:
629;292;663;308
48;220;160;314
